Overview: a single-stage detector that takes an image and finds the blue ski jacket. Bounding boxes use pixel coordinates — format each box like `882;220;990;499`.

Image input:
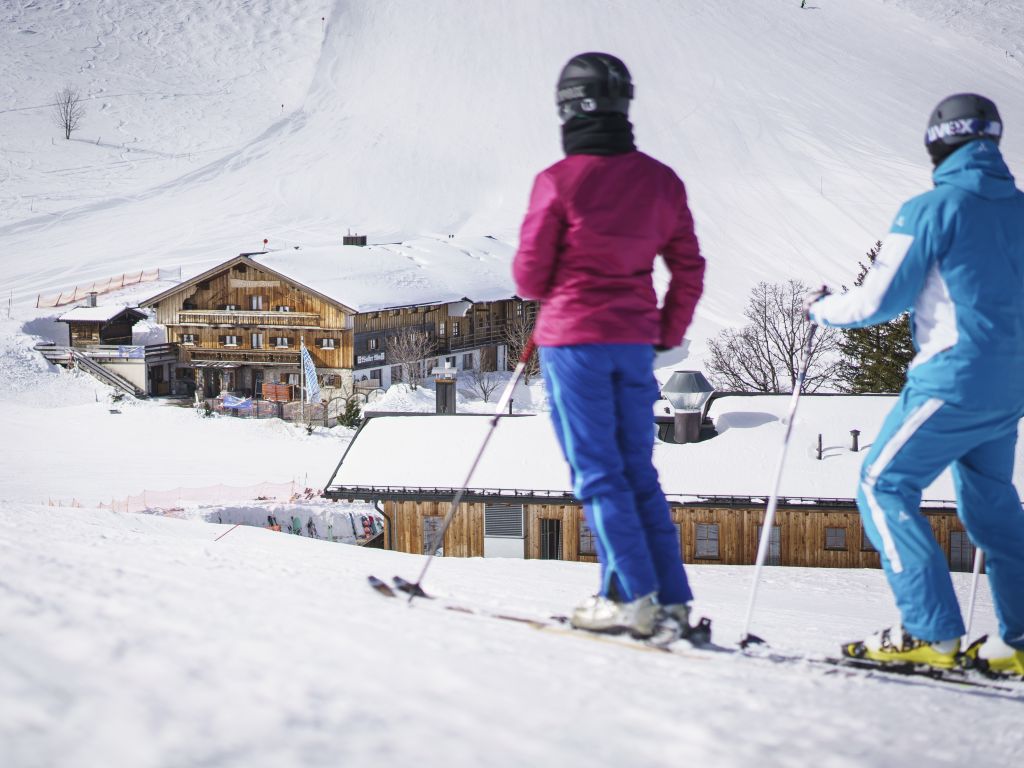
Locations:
810;140;1024;406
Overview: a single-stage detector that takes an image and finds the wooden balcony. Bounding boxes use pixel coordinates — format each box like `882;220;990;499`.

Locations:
177;310;322;328
181;347;301;366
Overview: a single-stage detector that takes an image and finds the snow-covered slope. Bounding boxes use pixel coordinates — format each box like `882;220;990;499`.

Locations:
2;0;1022;347
1;503;1018;768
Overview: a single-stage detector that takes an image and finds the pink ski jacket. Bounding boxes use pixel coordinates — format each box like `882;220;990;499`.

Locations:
513;151;704;348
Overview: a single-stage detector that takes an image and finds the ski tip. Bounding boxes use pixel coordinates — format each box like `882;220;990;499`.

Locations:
739;632;767;650
392;575;431;599
367;575;396;597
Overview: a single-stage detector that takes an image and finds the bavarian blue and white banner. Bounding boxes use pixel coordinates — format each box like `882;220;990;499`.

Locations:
300;341;321;404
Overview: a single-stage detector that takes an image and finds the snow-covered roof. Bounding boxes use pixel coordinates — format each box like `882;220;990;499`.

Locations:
329;395;1024;504
251;237;519;313
57;306;144;323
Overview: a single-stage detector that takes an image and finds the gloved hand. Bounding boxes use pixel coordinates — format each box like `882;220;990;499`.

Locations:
803;285;831;322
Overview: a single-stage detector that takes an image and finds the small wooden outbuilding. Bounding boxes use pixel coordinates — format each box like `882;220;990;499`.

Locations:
57;305;147;348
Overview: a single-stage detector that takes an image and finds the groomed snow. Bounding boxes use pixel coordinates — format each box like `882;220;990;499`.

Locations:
1;503;1017;768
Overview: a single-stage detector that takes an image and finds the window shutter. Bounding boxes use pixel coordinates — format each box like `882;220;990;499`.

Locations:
218;335;226;344
484;504;524;538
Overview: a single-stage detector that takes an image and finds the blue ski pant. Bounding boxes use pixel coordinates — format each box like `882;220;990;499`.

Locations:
858;386;1024;646
540;344;693;605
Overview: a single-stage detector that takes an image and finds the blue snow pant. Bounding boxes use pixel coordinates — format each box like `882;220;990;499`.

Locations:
540;344;693;605
858;386;1024;646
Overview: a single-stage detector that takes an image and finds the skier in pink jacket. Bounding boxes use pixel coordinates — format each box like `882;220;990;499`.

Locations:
513;53;705;637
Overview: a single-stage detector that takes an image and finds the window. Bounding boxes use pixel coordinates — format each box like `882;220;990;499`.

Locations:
695;523;720;559
423;516;444;556
462;354;474;369
516;302;524;317
391;365;403;382
446;356;456;368
579;519;597;557
439;321;447;336
180;333;196;345
539;519;563;560
756;525;781;566
949;531;976;572
250;295;264;310
452;321;461;337
220;335;240;347
861;528;877;552
286;373;300;385
275;305;291;312
318;338;336;350
251;333;264;349
825;527;848;551
273;337;291;348
222;304;239;311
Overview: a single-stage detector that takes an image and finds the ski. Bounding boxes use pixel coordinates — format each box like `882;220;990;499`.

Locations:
367;574;1022;695
367;574;397;597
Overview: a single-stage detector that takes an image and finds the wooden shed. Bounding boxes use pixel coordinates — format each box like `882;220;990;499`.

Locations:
57;305;147;348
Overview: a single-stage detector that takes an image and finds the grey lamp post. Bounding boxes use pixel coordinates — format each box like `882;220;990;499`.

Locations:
661;371;715;444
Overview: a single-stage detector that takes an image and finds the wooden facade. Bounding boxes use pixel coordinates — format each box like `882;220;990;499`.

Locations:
363;496;976;573
143;253;534;399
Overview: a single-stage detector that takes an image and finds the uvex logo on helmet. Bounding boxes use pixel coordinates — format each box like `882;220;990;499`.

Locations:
925;118;1002;144
925;93;1002;167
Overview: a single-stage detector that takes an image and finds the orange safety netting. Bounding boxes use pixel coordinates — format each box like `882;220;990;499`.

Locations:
36;267;182;308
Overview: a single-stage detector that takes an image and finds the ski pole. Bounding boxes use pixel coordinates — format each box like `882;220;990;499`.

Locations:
214;523;243;542
739;325;818;648
963;547;985;644
405;338;537;601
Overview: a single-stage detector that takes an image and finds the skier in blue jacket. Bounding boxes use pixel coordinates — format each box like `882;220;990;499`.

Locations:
807;94;1024;674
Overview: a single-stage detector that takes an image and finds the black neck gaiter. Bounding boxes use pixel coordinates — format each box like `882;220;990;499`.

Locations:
562;113;637;156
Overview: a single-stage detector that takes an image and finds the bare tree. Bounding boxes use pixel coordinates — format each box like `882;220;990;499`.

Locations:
387;327;436;390
53;86;86;140
501;315;540;384
707;279;842;393
461;366;502;403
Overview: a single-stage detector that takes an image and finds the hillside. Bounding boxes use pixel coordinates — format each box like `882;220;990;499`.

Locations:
2;0;1021;349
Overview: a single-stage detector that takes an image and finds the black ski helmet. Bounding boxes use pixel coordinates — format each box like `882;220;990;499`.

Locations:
556;52;634;123
925;93;1002;166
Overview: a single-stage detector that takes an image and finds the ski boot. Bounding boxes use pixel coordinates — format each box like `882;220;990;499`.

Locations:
570;592;659;638
842;624;960;670
961;635;1024;677
658;603;713;646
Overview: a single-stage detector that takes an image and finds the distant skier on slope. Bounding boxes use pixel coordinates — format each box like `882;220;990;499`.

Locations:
513;53;705;638
807;93;1024;675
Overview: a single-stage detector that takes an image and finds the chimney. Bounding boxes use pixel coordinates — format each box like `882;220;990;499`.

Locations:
850;429;861;452
432;360;457;415
87;291;98;307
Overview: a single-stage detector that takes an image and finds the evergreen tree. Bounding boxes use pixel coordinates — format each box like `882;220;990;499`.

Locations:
338;396;363;428
836;241;915;392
